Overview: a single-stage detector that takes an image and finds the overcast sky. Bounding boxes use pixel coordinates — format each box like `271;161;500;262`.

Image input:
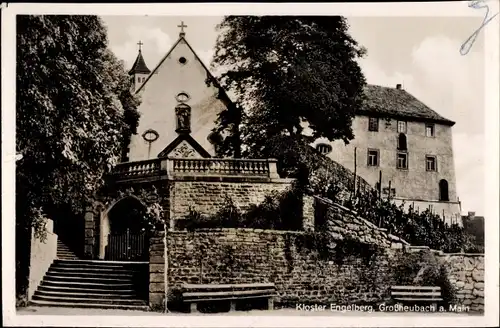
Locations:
101;16;485;215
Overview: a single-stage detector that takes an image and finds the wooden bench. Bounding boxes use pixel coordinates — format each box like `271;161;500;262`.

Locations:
182;283;276;313
390;286;443;308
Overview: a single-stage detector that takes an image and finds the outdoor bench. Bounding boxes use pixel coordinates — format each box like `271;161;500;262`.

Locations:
390;285;443;308
181;282;276;313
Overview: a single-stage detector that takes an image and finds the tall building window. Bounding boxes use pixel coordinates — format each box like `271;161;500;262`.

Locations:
368;117;379;132
397;152;408;169
397;121;407;133
426;156;437;171
367;149;379;166
426;124;435;137
397;133;407;151
439;179;449;201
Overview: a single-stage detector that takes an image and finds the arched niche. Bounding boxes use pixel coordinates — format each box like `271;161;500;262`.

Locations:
99;196;148;260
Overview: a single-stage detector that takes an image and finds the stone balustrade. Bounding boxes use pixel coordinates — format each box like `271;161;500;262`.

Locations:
111;157;280;180
112;159;161;178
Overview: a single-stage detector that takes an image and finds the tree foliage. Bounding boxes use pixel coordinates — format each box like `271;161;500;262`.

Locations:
211;16;367;176
16;15;140;233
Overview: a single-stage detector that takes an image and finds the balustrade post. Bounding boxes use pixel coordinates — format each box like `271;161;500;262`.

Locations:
268;159;280;179
161;158;175;177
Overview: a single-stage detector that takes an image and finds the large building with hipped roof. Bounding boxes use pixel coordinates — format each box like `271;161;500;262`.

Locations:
313;84;462;225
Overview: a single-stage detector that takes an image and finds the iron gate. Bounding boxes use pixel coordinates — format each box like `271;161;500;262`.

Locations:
105;229;148;261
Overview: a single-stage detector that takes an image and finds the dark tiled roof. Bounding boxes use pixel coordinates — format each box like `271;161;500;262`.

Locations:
359;84;455;126
128;50;151;75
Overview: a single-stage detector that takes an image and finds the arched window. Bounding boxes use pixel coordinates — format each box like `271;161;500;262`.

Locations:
439;179;449;201
397;133;407;151
316;143;332;155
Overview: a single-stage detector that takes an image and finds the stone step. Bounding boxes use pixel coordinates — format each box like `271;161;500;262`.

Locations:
41;279;136;289
31;294;146;305
46;270;135;279
57;252;75;255
29;299;149;311
49;266;142;274
44;274;135;284
37;285;138;295
53;259;146;268
34;290;140;300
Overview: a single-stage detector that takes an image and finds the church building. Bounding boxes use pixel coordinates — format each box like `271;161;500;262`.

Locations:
125;22;228;162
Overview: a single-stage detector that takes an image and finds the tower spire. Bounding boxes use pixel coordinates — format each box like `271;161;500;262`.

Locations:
177;21;187;37
128;41;151;76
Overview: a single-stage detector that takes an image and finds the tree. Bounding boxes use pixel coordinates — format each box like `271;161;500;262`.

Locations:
211;16;367;180
15;15;140;302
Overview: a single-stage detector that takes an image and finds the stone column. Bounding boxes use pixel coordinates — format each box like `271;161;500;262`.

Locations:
84;206;95;259
149;230;166;311
268;159;280;179
302;195;315;232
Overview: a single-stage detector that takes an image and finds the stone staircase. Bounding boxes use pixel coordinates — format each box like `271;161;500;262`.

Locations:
30;259;149;310
57;239;79;260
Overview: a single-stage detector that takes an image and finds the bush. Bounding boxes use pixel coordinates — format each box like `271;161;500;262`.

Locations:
183;188;304;231
340;190;483;254
391;250;456;307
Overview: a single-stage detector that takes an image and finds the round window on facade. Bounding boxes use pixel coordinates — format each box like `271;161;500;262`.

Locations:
316;143;332;155
175;92;190;103
179;57;187;64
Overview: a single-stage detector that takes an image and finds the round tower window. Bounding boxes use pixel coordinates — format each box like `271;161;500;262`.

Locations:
179;57;187;64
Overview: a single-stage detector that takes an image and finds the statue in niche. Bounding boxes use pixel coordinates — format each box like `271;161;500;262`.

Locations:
175;104;191;133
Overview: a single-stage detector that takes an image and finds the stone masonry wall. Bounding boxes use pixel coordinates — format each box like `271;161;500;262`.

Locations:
165;229;485;313
169;179;292;224
167;229;394;308
315;196;403;248
438;253;484;312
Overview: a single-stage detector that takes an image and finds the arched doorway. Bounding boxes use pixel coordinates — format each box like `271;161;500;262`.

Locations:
439;179;449;201
100;196;149;261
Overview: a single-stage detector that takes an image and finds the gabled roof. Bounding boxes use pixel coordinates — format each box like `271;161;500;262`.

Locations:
134;35;234;106
359;84;455;126
128;50;151;75
157;133;211;159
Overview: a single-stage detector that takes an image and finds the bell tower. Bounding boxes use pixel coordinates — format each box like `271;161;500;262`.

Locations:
129;41;151;92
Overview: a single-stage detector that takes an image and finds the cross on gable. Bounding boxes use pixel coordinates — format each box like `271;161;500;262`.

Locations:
177;21;187;36
137;40;144;51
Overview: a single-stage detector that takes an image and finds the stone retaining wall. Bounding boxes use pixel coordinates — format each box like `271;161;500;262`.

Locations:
438;253;484;313
169;179;293;225
166;228;394;308
28;219;58;301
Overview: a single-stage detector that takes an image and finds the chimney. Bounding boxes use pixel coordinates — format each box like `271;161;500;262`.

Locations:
396;84;402;90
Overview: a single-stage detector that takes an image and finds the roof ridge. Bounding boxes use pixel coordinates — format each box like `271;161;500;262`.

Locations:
362;84;455;126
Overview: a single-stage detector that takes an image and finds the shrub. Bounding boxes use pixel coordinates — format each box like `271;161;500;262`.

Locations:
391;250;456;307
183;188;304;231
339;190;483;254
